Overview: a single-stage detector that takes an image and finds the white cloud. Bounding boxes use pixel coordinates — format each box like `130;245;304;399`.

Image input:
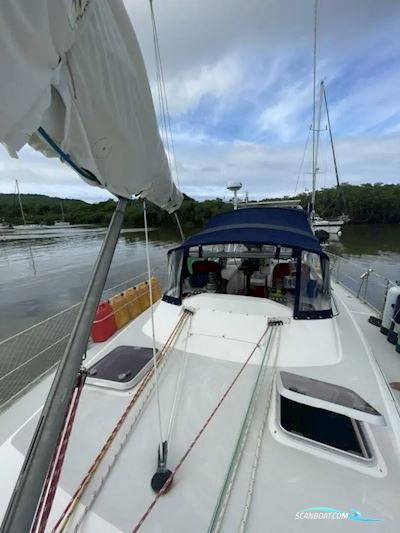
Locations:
153;56;242;116
174;132;400;200
0;145;113;203
258;79;311;140
1;0;400;203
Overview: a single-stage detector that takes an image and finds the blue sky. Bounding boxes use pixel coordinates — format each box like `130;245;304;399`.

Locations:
0;0;399;202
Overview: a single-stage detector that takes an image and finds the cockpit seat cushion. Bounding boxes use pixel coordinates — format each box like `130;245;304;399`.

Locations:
190;260;221;288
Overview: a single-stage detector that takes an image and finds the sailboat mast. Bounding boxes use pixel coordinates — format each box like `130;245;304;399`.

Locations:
60;200;65;222
314;80;324;192
323;83;346;212
310;0;318;219
15;180;26;225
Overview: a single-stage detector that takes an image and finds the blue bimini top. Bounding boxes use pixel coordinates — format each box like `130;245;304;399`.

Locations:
179;207;321;254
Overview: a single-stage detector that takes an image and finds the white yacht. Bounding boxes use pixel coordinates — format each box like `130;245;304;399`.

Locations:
312;213;345;235
0;207;400;532
0;1;399;533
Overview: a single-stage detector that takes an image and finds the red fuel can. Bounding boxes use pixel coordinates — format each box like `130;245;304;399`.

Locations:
91;300;116;343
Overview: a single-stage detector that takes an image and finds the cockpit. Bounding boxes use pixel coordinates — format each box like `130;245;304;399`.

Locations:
163;207;333;320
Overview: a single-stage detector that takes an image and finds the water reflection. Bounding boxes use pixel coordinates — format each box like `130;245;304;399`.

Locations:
0;227;180;339
340;224;400;256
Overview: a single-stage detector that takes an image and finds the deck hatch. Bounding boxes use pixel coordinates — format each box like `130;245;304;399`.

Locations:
87;345;154;390
277;371;385;426
280;396;372;459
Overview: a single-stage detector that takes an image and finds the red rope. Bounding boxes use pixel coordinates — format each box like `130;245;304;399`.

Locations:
32;372;86;533
132;324;271;532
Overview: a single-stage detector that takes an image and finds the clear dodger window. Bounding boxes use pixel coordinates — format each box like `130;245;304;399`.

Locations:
296;251;332;318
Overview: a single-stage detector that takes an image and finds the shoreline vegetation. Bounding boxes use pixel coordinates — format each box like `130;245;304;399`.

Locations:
0;183;399;228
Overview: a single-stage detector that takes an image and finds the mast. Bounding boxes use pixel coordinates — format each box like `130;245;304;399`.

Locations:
310;0;318;220
60;200;65;222
323;83;346;213
1;198;128;533
313;80;324;211
15;180;26;225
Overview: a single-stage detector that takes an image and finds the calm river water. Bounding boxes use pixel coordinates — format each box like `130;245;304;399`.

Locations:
0;223;399;340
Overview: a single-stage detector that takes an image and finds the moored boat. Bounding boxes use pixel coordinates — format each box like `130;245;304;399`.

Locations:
1;207;400;531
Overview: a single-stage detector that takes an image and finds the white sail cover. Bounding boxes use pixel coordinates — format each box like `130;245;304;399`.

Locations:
0;0;182;213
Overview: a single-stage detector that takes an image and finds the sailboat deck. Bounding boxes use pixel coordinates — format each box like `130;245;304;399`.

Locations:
1;289;400;531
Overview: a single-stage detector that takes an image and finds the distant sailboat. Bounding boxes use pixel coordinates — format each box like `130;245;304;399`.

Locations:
311;81;349;236
54;201;70;227
311;81;350;235
13;180;41;230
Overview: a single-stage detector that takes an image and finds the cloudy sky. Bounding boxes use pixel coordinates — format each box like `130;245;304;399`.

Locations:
1;0;399;202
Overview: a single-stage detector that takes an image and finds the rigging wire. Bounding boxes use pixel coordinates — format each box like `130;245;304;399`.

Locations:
323;83;347;213
149;0;181;191
294;127;311;196
174;212;185;241
143;199;165;461
149;1;185;241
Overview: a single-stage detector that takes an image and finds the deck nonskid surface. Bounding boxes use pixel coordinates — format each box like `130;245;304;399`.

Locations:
1;292;400;531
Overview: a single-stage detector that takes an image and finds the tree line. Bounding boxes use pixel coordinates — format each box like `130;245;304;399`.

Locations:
0;182;399;228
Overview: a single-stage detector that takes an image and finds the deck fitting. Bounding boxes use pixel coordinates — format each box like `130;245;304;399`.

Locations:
151;441;173;493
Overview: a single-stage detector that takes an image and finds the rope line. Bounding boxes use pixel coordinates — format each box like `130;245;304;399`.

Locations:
52;310;191;532
143;200;164;460
32;371;87;533
239;325;282;533
166;314;192;446
208;324;279;533
131;323;272;532
70;314;192;533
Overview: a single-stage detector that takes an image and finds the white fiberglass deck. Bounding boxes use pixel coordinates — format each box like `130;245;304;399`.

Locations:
0;288;400;532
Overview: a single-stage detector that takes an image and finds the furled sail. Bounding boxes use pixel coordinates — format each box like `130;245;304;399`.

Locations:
0;0;182;213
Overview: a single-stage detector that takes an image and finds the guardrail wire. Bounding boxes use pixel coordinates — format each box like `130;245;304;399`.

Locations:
0;265;165;411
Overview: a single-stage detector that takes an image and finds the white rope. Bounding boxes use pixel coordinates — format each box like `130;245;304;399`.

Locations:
143;200;164;457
